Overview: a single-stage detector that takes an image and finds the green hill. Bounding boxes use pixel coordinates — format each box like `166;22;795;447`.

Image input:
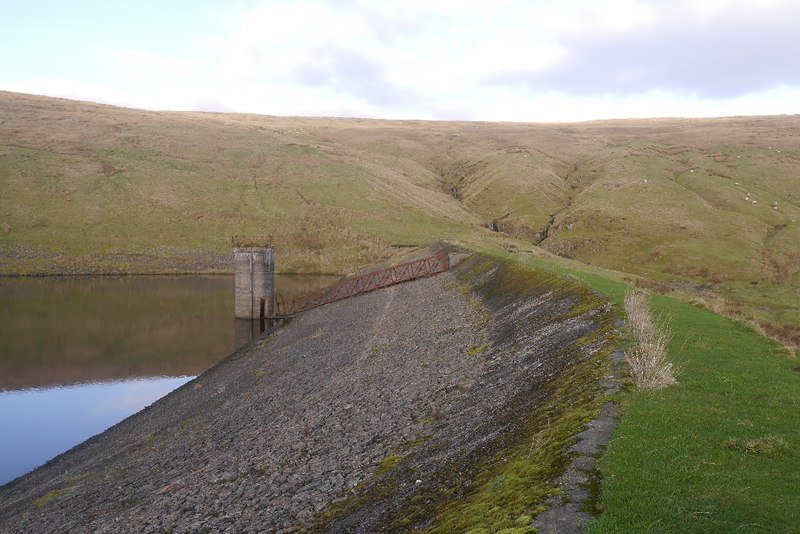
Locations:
1;91;798;346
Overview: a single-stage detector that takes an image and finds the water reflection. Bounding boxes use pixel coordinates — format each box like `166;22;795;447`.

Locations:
0;276;232;391
0;376;193;485
0;273;339;485
0;274;339;391
235;318;267;349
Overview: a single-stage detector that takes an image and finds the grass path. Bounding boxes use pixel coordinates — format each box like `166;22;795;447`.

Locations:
589;295;800;532
499;250;798;531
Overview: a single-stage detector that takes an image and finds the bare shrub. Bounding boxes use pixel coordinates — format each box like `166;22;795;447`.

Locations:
631;276;670;294
624;289;677;389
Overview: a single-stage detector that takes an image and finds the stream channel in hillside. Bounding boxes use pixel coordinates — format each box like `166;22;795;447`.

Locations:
0;274;338;485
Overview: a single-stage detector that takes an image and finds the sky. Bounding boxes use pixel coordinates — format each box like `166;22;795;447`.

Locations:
2;0;799;122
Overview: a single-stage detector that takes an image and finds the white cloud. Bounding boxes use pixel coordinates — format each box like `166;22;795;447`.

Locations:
472;85;800;122
110;49;200;81
2;0;798;121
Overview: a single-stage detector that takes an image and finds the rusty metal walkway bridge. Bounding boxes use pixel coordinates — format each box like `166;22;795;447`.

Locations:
272;250;449;317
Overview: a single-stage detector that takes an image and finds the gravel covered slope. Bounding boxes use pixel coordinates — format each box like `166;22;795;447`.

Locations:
0;253;615;533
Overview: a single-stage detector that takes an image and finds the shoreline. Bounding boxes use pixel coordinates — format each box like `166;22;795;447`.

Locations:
0;270;343;278
0;253;618;532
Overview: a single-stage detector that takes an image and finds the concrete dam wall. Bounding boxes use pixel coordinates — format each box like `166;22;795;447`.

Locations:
0;253;617;533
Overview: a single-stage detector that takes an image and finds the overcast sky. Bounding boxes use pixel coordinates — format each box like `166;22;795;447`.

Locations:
2;0;799;121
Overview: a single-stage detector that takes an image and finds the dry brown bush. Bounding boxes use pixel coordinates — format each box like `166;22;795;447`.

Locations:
624;289;677;389
630;276;670;294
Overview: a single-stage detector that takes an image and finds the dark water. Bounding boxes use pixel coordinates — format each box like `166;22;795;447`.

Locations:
0;274;338;485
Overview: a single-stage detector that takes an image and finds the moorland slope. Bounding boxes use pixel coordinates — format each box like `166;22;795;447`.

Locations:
1;91;798;341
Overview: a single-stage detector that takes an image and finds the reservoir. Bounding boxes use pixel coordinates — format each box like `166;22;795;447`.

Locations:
0;274;338;485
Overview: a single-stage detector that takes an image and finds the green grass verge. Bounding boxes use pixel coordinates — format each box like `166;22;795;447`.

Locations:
490;249;799;530
588;294;800;532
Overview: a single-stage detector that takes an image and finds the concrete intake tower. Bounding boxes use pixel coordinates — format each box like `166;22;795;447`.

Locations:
233;236;275;320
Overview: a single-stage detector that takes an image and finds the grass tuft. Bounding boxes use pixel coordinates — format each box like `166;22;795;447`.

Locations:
723;435;791;457
464;343;489;356
624;289;676;389
33;486;76;507
375;455;404;475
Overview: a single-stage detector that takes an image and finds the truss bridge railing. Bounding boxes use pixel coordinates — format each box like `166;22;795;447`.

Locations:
273;250;450;317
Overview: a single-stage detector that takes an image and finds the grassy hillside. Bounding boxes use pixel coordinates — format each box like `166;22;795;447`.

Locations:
0;92;494;274
0;91;798;345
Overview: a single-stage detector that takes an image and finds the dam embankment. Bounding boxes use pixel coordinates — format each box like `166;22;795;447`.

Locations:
0;253;616;533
